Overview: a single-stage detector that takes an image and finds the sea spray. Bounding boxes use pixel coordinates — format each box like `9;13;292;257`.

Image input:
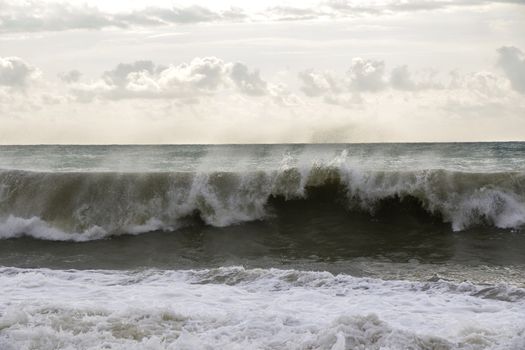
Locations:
0;167;524;240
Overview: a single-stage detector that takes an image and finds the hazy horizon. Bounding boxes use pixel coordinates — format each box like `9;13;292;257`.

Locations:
2;140;525;146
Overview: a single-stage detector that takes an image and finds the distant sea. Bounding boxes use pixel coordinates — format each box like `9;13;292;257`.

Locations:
1;143;524;349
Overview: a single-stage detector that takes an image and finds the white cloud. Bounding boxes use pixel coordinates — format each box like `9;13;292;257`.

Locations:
301;61;447;101
59;69;81;83
348;57;387;92
268;83;302;106
0;0;523;33
297;57;387;99
0;56;40;88
497;46;525;93
0;1;121;32
298;70;341;97
0;49;523;144
296;51;520;116
298;58;388;99
0;1;246;33
229;63;268;96
68;57;289;103
326;0;523;14
390;65;417;91
264;6;324;21
102;60;158;87
390;65;444;91
457;71;510;98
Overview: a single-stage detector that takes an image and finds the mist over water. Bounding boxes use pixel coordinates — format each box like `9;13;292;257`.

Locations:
1;143;524;349
2;142;525;172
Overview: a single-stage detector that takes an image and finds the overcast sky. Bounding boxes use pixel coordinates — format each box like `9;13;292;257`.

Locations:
1;0;524;143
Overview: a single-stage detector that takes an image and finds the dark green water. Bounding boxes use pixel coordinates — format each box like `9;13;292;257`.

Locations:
0;143;524;282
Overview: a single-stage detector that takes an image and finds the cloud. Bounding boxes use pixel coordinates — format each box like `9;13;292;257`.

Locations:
497;46;525;93
0;1;523;33
264;7;325;21
0;1;247;33
348;58;387;92
102;61;158;87
297;69;361;106
69;57;282;102
326;0;524;14
269;0;525;21
0;51;520;119
229;63;268;96
267;83;302;106
390;65;417;91
297;50;519;110
59;70;81;83
298;70;341;97
324;0;384;15
298;57;387;100
0;49;524;144
0;57;68;117
454;71;509;98
298;58;388;99
0;56;39;88
119;6;247;26
390;65;444;91
128;6;220;25
302;59;448;98
0;1;122;32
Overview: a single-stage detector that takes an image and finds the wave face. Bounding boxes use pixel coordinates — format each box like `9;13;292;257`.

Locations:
0;167;524;241
0;143;524;241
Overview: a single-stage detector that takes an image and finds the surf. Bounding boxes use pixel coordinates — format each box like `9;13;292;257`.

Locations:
0;166;524;241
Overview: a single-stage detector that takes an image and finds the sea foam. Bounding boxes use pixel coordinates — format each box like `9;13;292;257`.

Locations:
0;266;524;349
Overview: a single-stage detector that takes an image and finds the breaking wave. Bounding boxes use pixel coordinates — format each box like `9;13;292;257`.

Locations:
0;166;524;241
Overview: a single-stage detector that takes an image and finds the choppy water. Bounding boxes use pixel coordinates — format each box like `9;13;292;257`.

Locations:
0;143;524;349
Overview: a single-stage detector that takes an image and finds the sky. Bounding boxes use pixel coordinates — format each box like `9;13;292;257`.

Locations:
0;0;524;144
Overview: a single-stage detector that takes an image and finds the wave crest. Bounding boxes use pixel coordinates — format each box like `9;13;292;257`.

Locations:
0;167;524;241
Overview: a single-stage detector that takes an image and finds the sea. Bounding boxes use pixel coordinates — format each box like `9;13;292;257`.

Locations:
0;143;524;349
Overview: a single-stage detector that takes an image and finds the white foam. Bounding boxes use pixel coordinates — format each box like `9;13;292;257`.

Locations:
337;165;525;231
0;266;523;349
0;215;107;241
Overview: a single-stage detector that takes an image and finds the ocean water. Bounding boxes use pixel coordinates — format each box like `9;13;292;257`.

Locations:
0;143;524;349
